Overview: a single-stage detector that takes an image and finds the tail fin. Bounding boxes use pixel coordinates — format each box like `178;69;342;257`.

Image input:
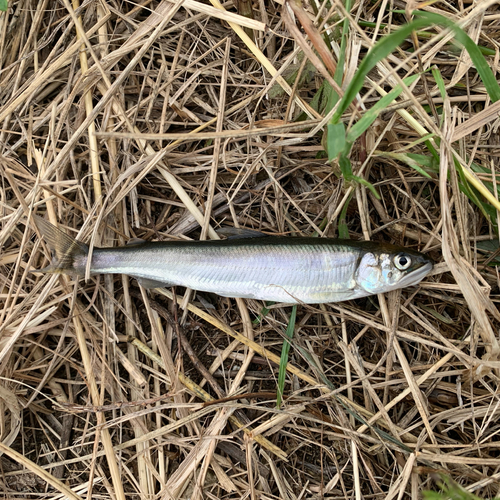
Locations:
34;216;89;275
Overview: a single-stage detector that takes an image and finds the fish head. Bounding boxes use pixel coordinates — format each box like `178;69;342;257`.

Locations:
355;246;433;295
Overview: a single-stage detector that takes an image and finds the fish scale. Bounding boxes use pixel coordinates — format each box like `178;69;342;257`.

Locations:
95;242;353;302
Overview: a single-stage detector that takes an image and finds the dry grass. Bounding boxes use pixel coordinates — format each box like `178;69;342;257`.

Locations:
1;0;500;498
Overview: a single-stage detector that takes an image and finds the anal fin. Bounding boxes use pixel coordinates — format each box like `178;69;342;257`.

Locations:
132;276;175;289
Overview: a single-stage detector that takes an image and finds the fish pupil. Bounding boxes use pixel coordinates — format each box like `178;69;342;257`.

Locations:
395;253;411;270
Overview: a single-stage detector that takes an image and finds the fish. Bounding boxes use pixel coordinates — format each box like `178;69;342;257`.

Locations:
33;217;433;304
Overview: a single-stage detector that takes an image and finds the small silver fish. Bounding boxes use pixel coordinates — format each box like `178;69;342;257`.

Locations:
34;217;433;304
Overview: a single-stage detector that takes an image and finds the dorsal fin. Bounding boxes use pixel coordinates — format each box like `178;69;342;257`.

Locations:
218;227;269;240
126;238;147;246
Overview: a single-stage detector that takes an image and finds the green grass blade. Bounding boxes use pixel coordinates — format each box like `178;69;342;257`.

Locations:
423;474;484;500
334;0;350;86
252;301;275;324
375;151;435;177
323;0;351;115
309;80;328;113
276;305;297;407
331;16;432;124
358;19;497;56
332;11;500;126
454;157;497;226
346;74;421;143
339;154;380;198
476;239;500;265
320;0;352;116
338;192;353;239
414;11;500;102
326;122;346;161
431;66;447;101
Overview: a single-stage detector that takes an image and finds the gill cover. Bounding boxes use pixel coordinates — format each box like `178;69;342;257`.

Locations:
355;250;428;295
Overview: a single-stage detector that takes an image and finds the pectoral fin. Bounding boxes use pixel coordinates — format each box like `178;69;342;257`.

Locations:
216;291;257;299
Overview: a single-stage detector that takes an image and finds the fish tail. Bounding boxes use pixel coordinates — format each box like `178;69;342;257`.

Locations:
34;216;89;275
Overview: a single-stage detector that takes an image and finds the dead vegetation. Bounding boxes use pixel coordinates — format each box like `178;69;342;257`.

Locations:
1;0;500;498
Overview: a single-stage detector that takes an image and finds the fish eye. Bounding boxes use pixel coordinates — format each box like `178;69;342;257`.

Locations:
394;253;412;270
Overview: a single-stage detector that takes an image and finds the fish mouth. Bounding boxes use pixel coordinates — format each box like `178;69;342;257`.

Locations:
399;261;433;288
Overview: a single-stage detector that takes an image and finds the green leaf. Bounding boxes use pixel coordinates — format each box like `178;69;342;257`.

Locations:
338;152;353;178
338;192;353;239
358;19;497;56
414;11;500;102
252;301;274;324
431;65;447;101
269;59;316;99
324;81;340;116
418;304;454;324
276;305;297;407
321;0;351;115
309;80;328;113
375;151;434;178
407;153;438;172
326;122;346;161
346;74;421;143
331;16;434;124
422;493;446;500
0;0;7;11
430;66;446;127
477;240;500;265
425;139;440;163
423;474;484;500
454;157;497;227
331;11;500;127
324;9;500;229
334;0;350;87
339;154;380;198
352;174;380;198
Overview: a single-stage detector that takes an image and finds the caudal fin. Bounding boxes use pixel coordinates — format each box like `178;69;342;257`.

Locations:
34;216;89;275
